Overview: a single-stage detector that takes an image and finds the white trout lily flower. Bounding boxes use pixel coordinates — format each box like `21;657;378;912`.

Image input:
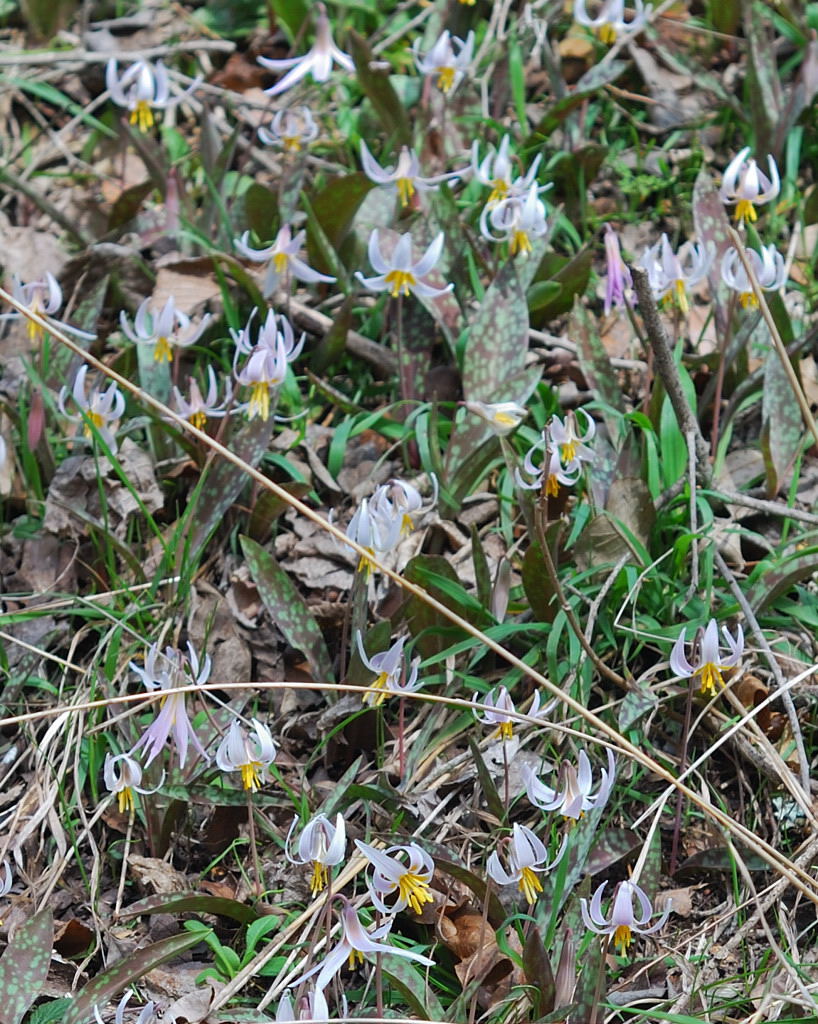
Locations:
476;686;548;740
487;824;568;904
355;632;421;707
670;618;744;697
479;184;548;257
94;992;155;1024
374;476;437;535
344;496;403;576
276;988;329;1023
573;0;652;44
517;438;582;495
58;365;125;453
232;309;305;421
286;812;347;894
259;107;319;151
0;861;12;898
640;234;711;314
356;230;453;299
551;411;595;466
130;642;211;768
581;879;671;956
721;244;786;309
171;366;232;429
471;136;542;206
235;224;336;298
120;296;211;363
464;400;528;436
359;140;465;208
106;59;198;132
413;29;474;94
720;147;780;225
258;3;353;96
216;718;276;791
293;895;435;991
1;273;96;342
524;747;616;820
356;840;435;915
104;752;163;814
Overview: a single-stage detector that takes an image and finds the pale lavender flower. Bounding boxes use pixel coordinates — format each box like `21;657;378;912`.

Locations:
259;107;319;151
356;230;453;299
94;991;156;1024
356;840;435;915
120;295;211;363
670;619;744;697
1;273;96;342
258;3;353;96
487;823;567;904
0;861;12;898
104;752;163;814
344;496;403;576
476;686;549;740
171;366;232;429
640;234;711;314
573;0;652;43
235;224;335;297
355;632;421;706
463;400;528;436
603;224;632;314
360;140;465;207
413;29;474;94
286;812;347;894
57;364;125;453
721;244;786;308
550;411;595;466
232;309;305;421
524;747;616;819
276;988;329;1022
581;879;671;956
130;642;211;768
720;146;780;225
472;135;543;206
479;183;548;256
374;476;437;535
106;58;199;132
216;718;277;791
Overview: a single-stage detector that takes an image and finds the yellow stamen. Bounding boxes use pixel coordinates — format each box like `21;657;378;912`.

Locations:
673;279;689;314
518;866;543;905
613;924;632;956
130;100;154;133
488;179;509;205
494;411;516;429
397;178;415;207
510;230;532;256
154;336;173;362
26;303;43;342
545;474;560;497
274;252;289;275
498;720;513;741
363;672;389;708
82;410;105;440
735;199;757;223
241;761;264;791
697;661;725;697
398;871;434;915
347;948;365;971
357;547;376;578
117;787;134;814
739;291;758;309
436;66;455;92
400;512;414;536
283;136;301;151
597;24;617;45
561;439;578;463
310;861;329;894
384;269;417;297
248;381;271;421
189;410;207;430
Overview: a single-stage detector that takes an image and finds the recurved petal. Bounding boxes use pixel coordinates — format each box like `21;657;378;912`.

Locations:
669;630;694;677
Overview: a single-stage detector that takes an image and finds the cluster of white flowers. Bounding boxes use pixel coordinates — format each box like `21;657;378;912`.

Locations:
344;477;436;574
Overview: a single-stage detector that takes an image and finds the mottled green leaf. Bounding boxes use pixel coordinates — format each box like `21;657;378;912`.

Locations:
521;543;558;623
349;30;411;148
381;958;444;1021
522;926;555;1019
240;534;334;682
62;930;208;1024
0;908;53;1024
761;341;803;497
692;167;733;334
571;297;625;438
403;554;489;657
120;891;259;925
746;549;818;611
565;927;603;1024
27;998;72;1024
744;6;783;156
585;828;642;876
618;683;658;732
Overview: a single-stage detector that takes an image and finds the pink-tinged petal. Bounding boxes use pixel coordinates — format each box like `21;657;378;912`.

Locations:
258;55;305;72
512;823;547;868
719;146;750;200
669;630;694;677
629;881;654;926
487;850;516;886
610;882;636;928
356;840;401;883
588;881;609;926
721;623;743;666
580;895;608;933
524;765;559;809
330;45;355;72
637;896;672;935
700;619;721;665
367;229;389;274
325;814;346;864
391;232;414;271
359;139;389;183
264;59;315;97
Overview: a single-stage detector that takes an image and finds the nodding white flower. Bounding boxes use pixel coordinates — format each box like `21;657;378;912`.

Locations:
276;988;329;1023
94;991;155;1024
487;824;568;904
120;296;211;363
464;400;528;436
720;244;786;309
235;224;336;298
639;234;712;314
359;140;465;208
106;59;198;132
573;0;652;44
720;147;780;225
130;642;211;768
479;184;548;257
550;411;595;467
356;840;435;916
413;29;475;94
524;747;616;820
344;496;403;576
232;309;305;421
292;896;435;991
355;632;421;707
670;619;744;697
171;366;232;430
356;230;453;300
476;686;549;740
258;3;353;96
374;476;437;535
1;273;96;342
0;861;12;898
103;752;163;814
471;136;543;206
581;879;671;956
216;718;277;791
259;106;319;151
286;813;347;894
516;438;582;495
603;224;633;315
57;365;125;453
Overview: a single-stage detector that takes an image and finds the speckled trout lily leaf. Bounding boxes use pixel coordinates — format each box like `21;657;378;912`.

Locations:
120;891;260;925
349;30;411;148
381;959;444;1021
62;930;207;1024
0;907;53;1024
761;294;802;497
692;166;733;334
240;535;335;682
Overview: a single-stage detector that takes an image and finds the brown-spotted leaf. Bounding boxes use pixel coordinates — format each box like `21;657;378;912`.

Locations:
571;296;625;434
240;535;334;682
692;167;733;335
585;828;642;876
0;908;53;1024
62;930;207;1024
381;959;445;1021
120;891;259;925
761;341;803;497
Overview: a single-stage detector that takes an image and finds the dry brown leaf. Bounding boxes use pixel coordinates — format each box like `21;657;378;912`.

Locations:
129;855;188;894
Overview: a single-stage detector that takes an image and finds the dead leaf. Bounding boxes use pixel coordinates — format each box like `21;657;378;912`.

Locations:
54;918;94;958
129;856;187;895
